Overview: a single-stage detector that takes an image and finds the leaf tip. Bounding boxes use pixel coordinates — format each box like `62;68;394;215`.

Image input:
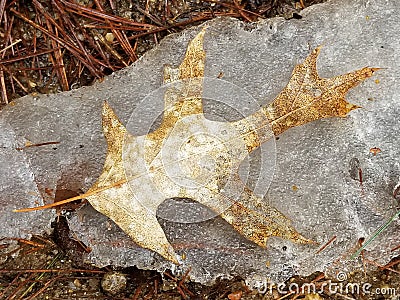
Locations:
160;243;180;265
340;102;362;117
102;100;112;115
347;102;362;111
294;232;318;245
308;45;323;60
101;101;126;138
314;44;323;53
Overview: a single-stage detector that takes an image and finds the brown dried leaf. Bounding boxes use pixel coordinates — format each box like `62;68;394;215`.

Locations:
265;46;378;136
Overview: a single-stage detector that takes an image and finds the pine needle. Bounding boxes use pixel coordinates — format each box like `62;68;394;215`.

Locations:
351;210;400;259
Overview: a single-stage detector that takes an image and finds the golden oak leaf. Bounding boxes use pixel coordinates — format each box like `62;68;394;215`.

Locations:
16;28;377;264
81;30;377;262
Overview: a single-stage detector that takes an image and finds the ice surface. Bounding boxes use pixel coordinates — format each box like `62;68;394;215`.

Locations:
1;0;399;285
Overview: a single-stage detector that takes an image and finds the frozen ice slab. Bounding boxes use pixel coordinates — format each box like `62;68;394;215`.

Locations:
1;0;399;286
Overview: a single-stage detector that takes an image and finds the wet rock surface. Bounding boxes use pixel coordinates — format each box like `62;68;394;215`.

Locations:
1;0;399;286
